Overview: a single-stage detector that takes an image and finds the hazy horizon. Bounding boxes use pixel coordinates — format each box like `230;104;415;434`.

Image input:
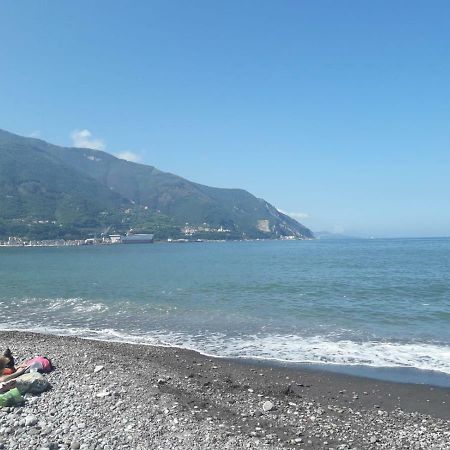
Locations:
1;1;449;237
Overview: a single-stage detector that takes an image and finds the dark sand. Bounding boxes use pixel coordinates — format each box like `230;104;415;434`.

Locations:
0;331;449;449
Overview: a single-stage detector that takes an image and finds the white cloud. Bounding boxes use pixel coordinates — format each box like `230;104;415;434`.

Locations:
70;129;105;150
289;212;310;220
114;151;142;163
279;210;310;220
29;130;41;138
70;129;142;162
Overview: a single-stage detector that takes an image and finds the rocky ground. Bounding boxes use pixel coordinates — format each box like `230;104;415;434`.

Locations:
0;331;449;450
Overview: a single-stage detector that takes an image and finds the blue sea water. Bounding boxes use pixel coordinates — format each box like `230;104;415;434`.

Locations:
1;238;449;385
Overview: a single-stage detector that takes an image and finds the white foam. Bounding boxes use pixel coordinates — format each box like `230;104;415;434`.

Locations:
1;324;449;376
2;296;109;314
198;334;450;375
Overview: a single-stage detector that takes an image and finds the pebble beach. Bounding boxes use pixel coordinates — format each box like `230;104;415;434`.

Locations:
0;331;449;450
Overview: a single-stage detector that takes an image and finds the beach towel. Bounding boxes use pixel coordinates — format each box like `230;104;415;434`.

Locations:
0;388;23;407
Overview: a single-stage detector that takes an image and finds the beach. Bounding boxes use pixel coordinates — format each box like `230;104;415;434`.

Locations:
0;331;449;450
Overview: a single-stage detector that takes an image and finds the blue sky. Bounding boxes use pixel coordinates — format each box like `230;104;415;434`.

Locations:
1;1;449;237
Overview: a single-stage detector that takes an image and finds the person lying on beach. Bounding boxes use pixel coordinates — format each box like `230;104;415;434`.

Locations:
0;356;10;377
2;349;15;375
0;356;30;383
2;356;51;377
21;356;53;373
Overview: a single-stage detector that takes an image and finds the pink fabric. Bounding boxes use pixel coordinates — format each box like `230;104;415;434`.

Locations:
26;357;52;373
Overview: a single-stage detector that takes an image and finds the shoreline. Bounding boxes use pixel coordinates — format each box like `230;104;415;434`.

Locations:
1;330;449;449
2;326;450;389
235;357;450;389
0;237;312;248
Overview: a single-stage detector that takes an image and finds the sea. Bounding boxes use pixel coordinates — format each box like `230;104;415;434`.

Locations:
1;238;449;386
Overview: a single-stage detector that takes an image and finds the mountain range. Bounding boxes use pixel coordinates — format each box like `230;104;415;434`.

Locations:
0;129;313;240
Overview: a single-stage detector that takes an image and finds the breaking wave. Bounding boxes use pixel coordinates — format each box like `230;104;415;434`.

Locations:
1;321;449;376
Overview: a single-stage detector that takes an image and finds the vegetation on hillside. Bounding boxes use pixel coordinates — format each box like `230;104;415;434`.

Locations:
0;129;313;240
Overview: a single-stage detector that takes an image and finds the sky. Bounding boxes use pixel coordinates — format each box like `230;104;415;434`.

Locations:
0;1;449;237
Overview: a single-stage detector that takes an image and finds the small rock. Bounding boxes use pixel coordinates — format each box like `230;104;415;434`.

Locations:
95;390;110;398
262;401;274;412
25;416;38;427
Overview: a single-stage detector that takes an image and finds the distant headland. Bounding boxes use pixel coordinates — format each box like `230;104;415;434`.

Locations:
0;129;313;242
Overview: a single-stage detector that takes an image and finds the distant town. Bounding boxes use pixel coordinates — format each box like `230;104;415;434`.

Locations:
0;224;300;247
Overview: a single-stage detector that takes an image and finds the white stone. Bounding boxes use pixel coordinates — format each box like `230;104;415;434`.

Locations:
25;416;38;426
95;390;110;398
262;401;274;412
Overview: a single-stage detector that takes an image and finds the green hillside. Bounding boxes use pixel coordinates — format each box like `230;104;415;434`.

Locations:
0;129;313;240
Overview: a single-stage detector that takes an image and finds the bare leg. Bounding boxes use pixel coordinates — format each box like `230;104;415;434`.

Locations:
0;365;30;383
0;379;16;393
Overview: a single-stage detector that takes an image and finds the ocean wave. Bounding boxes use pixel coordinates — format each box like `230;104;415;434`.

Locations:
1;324;449;376
1;296;109;313
203;334;450;375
